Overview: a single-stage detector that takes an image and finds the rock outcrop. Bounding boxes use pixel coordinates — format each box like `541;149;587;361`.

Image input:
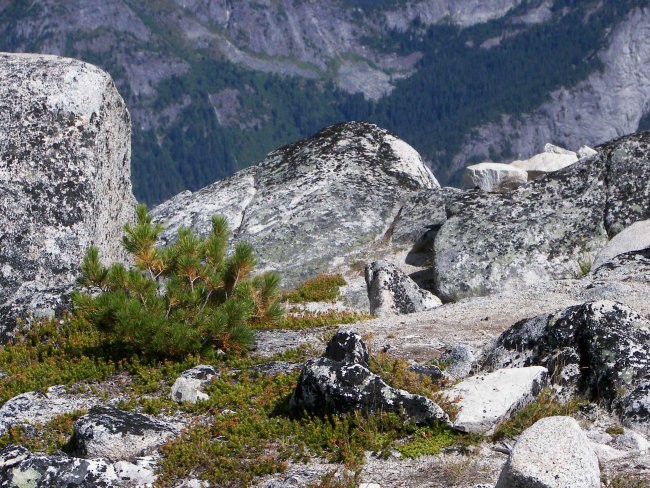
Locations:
153;122;439;287
484;301;650;433
430;131;650;301
495;416;601;488
443;367;548;434
464;162;528;192
365;261;441;316
510;144;578;179
170;365;219;404
290;331;449;425
592;220;650;270
0;53;136;333
69;406;177;461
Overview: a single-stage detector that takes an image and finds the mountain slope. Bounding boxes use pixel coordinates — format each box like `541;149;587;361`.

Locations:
0;0;647;203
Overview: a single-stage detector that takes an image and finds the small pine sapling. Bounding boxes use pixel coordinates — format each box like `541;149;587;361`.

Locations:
73;204;284;358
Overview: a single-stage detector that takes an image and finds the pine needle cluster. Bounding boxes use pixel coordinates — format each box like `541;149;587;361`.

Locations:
72;204;283;358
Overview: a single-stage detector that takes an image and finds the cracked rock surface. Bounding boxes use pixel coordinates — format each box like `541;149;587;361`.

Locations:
0;53;136;333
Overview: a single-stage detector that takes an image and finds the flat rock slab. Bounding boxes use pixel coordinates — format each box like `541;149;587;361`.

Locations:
0;385;101;436
495;416;600;488
444;367;548;434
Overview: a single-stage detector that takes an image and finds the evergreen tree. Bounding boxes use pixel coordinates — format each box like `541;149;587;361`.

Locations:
73;205;283;358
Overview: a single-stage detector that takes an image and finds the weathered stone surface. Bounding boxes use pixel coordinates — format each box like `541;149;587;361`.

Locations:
484;301;650;433
365;261;441;317
464;162;528;192
444;367;548;434
153;122;439;287
290;331;448;425
495;416;600;488
592;220;650;270
439;344;477;381
0;385;100;436
69;406;177;461
0;53;136;331
510;150;578;179
591;248;650;283
578;146;598;158
432;131;650;301
170;365;218;404
0;445;119;488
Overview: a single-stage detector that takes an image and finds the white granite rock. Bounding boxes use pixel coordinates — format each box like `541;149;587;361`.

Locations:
170;365;218;404
510;151;578;179
495;416;600;488
465;162;528;192
444;367;548;434
0;53;136;333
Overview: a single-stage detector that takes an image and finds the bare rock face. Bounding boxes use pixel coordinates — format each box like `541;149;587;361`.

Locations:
69;406;177;461
464;162;528;192
484;301;650;434
153;122;439;287
290;331;449;425
431;131;650;301
0;53;136;332
495;416;601;488
365;260;442;316
592;220;650;270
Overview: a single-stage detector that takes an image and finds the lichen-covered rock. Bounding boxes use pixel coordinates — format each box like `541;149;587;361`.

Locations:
290;331;449;425
484;301;650;433
592;220;650;270
443;367;548;434
439;344;477;381
365;261;441;316
69;406;177;461
591;248;650;283
170;365;219;404
0;445;119;488
464;162;528;192
0;53;136;332
152;122;439;287
0;385;101;436
495;416;600;488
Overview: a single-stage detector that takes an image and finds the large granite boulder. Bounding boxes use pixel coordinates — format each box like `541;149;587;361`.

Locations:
431;131;650;301
495;416;600;488
484;301;650;433
290;331;449;425
510;144;578;179
0;53;136;332
152;122;439;287
364;261;441;316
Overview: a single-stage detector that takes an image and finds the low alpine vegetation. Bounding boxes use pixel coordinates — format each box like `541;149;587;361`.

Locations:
283;273;347;303
73;205;284;359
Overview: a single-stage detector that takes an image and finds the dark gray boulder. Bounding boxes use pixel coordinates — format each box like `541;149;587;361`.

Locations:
69;406;177;461
430;131;650;301
484;300;650;433
0;53;136;332
290;331;449;425
152;121;439;287
365;260;441;316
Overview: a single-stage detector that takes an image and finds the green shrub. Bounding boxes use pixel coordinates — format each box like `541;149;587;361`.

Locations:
283;274;347;303
73;204;284;359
